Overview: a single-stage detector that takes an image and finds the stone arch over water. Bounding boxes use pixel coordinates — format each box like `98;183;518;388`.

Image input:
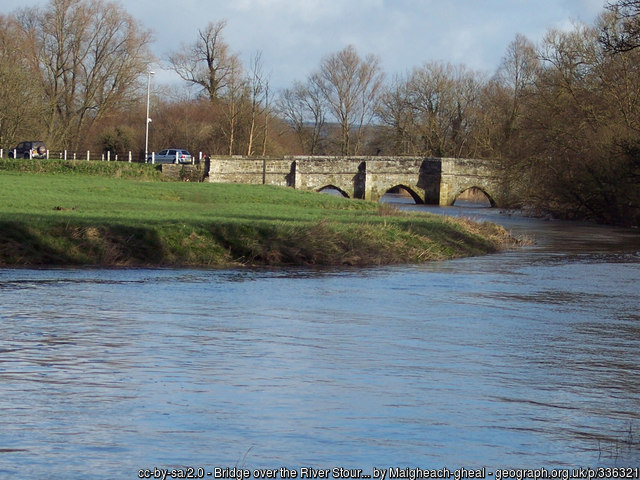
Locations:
453;186;496;207
380;185;424;204
318;185;350;198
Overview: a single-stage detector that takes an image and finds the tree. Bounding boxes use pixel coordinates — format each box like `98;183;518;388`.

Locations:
473;33;542;199
380;62;483;157
0;14;45;149
377;74;419;155
601;0;640;52
168;20;240;102
277;80;327;155
222;61;247;155
101;125;135;155
513;19;640;225
17;0;153;151
246;51;268;156
261;85;271;156
314;45;384;155
493;34;540;141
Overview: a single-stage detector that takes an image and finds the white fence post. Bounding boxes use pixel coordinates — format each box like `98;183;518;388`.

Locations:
13;149;17;158
128;151;132;163
87;150;90;161
73;153;76;160
152;152;155;164
64;150;67;161
107;151;110;162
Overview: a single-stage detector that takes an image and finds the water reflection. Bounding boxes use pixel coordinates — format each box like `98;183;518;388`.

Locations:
401;203;640;256
380;189;416;204
380;187;493;207
453;187;493;208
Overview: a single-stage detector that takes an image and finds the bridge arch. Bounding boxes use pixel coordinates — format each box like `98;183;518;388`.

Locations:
318;185;350;198
380;185;424;204
452;186;496;207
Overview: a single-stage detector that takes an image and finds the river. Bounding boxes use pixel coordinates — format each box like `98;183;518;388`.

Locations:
0;206;639;478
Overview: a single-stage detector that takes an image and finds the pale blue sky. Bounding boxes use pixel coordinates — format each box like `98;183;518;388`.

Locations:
3;0;608;90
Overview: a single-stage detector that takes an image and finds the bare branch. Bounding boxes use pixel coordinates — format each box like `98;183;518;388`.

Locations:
167;20;240;102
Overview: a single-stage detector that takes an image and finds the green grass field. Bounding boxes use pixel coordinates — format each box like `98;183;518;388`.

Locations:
0;158;517;267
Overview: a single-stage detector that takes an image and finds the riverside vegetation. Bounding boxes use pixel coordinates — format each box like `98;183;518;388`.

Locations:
0;159;519;268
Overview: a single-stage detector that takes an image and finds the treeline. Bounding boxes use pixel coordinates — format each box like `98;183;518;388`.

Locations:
1;0;639;226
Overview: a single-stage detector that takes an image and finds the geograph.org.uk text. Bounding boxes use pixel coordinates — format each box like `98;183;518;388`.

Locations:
137;466;640;480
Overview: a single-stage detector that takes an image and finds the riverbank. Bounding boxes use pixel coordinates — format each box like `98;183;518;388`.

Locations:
0;159;519;267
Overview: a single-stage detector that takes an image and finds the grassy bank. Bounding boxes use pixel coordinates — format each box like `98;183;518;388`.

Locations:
0;157;166;180
0;158;518;267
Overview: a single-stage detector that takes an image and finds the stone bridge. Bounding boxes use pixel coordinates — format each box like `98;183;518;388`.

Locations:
204;155;503;206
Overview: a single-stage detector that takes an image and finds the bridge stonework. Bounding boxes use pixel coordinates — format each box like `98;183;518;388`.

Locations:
205;156;502;206
438;158;498;206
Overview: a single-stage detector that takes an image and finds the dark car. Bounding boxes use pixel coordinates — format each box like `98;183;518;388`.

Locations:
9;141;47;159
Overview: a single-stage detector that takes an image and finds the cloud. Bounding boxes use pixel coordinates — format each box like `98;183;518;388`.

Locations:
3;0;610;91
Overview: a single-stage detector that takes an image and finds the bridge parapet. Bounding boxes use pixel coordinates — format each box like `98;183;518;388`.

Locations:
207;156;293;186
291;156;366;198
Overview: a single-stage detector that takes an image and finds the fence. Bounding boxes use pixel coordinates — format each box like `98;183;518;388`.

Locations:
0;149;206;165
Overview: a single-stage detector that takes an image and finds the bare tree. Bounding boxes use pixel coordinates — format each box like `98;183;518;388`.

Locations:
494;34;540;139
0;14;45;148
261;84;270;156
17;0;153;151
314;45;384;155
400;62;483;157
168;20;240;102
277;80;326;154
246;51;268;156
377;74;417;155
511;19;640;225
377;63;485;157
601;0;640;52
222;61;247;155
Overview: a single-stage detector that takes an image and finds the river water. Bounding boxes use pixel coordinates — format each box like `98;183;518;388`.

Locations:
1;206;639;478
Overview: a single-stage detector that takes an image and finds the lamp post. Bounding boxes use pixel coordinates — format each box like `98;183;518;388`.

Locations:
144;71;155;162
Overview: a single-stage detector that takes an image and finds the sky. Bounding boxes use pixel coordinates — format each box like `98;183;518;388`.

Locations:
2;0;609;92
